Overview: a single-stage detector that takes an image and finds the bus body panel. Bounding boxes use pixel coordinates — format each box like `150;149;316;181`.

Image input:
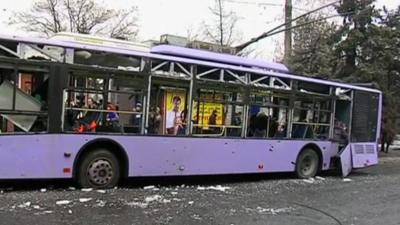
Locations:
351;142;379;168
0;134;340;179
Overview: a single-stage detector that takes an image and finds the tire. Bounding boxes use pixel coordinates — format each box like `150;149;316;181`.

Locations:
295;148;320;179
76;149;120;188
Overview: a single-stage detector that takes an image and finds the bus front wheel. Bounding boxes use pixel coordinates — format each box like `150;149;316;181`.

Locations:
295;148;320;179
77;149;120;188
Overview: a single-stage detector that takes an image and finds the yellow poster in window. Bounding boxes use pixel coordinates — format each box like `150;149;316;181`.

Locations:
192;101;224;128
164;89;186;132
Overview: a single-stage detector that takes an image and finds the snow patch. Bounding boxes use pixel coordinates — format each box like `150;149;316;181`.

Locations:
96;200;106;207
34;210;53;215
145;195;162;203
18;202;31;208
79;198;93;203
162;199;171;203
81;188;93;192
343;178;352;182
302;178;315;184
247;206;295;215
197;185;231;192
315;176;326;181
143;185;155;190
40;188;47;193
56;200;72;205
126;201;148;208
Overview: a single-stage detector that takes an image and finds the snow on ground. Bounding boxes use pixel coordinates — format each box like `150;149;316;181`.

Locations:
56;200;72;205
79;198;92;203
196;185;231;192
245;206;295;215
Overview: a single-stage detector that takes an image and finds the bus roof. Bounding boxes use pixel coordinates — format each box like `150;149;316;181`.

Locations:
0;33;381;94
150;44;289;73
50;32;150;53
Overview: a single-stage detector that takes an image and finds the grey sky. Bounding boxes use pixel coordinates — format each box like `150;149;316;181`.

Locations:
0;0;398;60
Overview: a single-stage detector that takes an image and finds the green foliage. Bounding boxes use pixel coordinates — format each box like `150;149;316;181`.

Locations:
288;15;337;78
288;2;400;147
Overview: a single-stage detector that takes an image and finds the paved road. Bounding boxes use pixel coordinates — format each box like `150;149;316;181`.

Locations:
0;152;399;225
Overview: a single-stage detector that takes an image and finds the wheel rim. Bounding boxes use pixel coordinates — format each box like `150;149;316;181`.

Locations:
299;153;318;177
87;158;114;187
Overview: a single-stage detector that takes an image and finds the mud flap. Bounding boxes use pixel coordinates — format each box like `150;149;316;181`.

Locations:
339;145;352;177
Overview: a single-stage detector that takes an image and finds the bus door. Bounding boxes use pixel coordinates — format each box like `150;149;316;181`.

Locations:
339;144;352;177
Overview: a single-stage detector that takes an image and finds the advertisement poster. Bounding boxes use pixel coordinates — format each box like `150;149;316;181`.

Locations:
192;101;224;128
164;89;186;134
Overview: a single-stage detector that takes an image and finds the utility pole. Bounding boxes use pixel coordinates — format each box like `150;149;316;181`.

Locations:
284;0;292;64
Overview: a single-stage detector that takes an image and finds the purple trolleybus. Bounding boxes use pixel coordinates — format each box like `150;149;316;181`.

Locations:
0;33;381;188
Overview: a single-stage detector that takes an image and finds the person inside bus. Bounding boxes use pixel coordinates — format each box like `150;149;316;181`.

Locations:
148;106;162;134
208;110;220;134
333;118;348;144
166;96;182;135
78;97;101;132
267;117;278;137
253;112;268;137
105;102;120;131
130;102;142;133
229;111;242;137
177;108;188;135
274;122;287;138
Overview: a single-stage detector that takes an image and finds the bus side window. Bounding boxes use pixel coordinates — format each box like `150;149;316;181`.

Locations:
0;68;49;134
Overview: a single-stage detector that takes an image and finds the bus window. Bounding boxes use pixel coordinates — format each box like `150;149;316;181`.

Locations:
147;79;189;136
0;68;48;134
64;72;145;134
247;91;289;138
291;98;332;139
192;88;244;137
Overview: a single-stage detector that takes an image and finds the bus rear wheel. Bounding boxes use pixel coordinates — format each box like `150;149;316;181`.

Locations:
77;149;120;188
295;148;320;179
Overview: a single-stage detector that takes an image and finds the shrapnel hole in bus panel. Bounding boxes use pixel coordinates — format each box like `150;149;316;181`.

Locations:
0;67;48;134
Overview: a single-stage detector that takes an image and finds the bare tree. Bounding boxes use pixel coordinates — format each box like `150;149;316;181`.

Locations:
202;0;240;46
9;0;139;40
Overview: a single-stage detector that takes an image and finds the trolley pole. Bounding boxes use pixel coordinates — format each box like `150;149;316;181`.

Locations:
284;0;292;64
